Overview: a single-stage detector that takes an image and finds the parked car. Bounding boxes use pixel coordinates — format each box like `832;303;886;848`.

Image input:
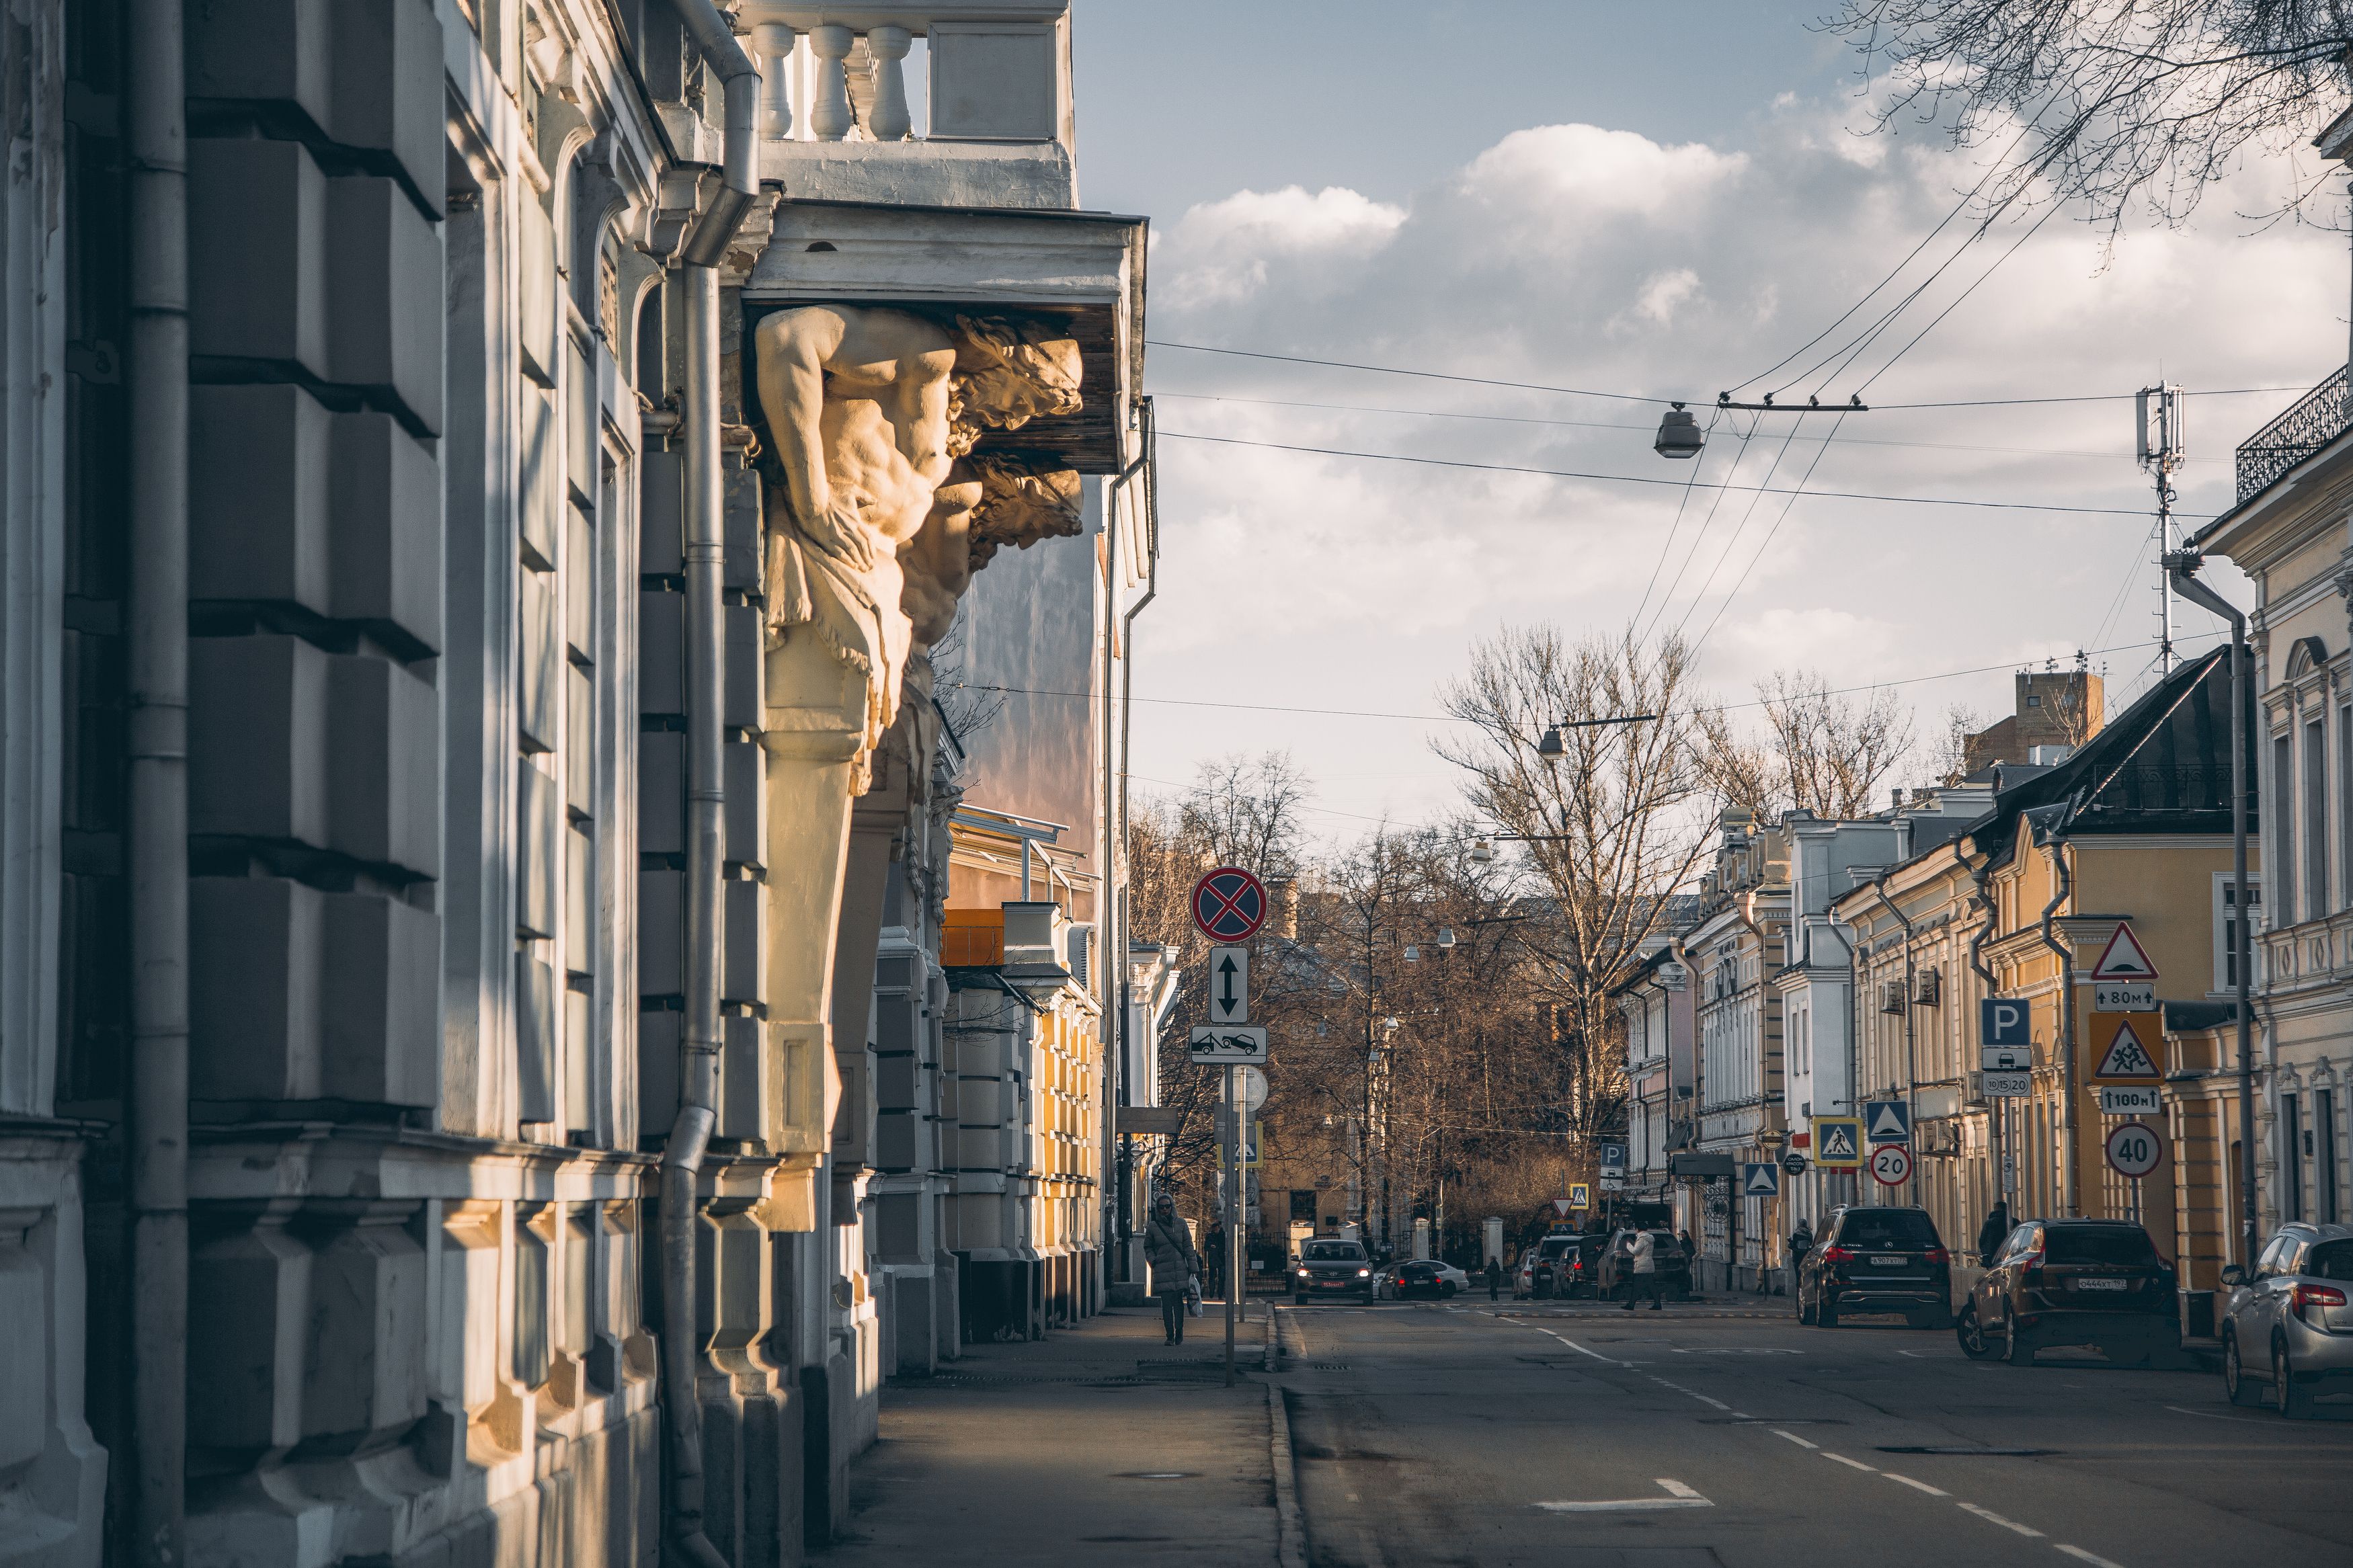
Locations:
1514;1233;1585;1299
1431;1261;1471;1293
1954;1218;2178;1364
1292;1238;1376;1303
2219;1222;2353;1417
1375;1260;1458;1300
1595;1230;1691;1302
1799;1205;1952;1329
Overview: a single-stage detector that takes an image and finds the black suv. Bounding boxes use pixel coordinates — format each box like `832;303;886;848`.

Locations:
1796;1205;1952;1328
1956;1219;2179;1366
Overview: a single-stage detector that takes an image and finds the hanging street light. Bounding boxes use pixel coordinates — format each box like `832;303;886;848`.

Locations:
1653;401;1704;459
1470;835;1495;864
1436;928;1456;950
1536;725;1566;759
1403;944;1420;963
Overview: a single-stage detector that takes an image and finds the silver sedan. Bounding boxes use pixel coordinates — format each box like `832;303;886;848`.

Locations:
2219;1221;2353;1417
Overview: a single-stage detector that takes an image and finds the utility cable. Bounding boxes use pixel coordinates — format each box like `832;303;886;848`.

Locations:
1667;416;1808;644
1683;410;1851;665
1156;431;2157;516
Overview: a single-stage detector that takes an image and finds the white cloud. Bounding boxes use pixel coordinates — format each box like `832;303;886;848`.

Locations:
1131;104;2342;836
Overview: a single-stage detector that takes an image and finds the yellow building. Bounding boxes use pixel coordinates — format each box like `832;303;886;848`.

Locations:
1835;649;2251;1297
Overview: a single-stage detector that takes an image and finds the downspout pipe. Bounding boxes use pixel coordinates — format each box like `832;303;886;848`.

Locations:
2032;813;2080;1217
1115;399;1159;1255
1099;431;1148;1280
1960;839;2009;1216
667;7;762;1566
2167;556;2257;1266
127;2;190;1563
1861;874;1916;1201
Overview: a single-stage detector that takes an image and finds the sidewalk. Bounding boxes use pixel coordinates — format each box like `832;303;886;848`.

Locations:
817;1301;1280;1566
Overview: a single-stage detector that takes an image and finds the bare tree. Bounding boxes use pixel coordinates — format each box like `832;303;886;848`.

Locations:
1435;627;1718;1149
1936;701;1986;785
1829;1;2353;233
1702;669;1917;820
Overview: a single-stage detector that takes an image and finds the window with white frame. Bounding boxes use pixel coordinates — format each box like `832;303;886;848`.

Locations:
2212;872;2263;994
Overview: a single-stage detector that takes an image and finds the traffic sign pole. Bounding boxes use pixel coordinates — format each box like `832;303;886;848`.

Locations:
1225;1064;1238;1387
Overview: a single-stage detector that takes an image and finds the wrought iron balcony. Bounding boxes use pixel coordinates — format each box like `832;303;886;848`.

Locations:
2235;364;2351;504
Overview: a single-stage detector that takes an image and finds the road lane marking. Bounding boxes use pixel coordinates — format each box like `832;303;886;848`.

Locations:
1958;1502;2044;1537
2055;1546;2125;1568
1824;1453;1877;1473
1537;1329;1628;1366
1883;1473;1947;1497
2163;1405;2265;1423
1897;1350;1933;1358
1534;1479;1712;1513
1771;1430;1819;1450
1689;1393;1730;1409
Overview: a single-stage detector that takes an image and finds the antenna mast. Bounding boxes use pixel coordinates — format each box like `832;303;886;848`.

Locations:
2136;384;2186;675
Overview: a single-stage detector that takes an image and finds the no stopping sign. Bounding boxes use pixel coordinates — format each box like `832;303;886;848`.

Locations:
1191;867;1268;942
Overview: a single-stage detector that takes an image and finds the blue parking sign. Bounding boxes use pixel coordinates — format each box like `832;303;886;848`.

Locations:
1981;997;2030;1047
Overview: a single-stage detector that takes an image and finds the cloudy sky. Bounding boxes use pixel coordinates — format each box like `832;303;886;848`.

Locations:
1071;1;2347;838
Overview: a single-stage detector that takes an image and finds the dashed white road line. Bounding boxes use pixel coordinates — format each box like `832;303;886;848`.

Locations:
1771;1429;1819;1450
1882;1473;1948;1497
2055;1546;2126;1568
1535;1479;1712;1514
1824;1453;1877;1473
1958;1501;2044;1537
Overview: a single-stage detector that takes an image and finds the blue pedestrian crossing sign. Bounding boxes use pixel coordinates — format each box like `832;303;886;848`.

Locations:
1814;1118;1862;1169
1743;1163;1780;1197
1865;1100;1911;1145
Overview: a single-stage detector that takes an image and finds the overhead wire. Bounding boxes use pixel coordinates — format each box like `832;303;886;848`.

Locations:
1156;431;2156;516
1683;409;1851;663
1626;404;1728;636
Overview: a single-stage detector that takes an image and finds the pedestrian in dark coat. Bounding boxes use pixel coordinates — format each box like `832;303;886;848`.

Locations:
1977;1200;2012;1268
1486;1257;1503;1301
1144;1194;1200;1345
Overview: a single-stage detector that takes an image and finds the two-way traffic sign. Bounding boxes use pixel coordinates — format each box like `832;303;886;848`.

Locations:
1207;945;1250;1024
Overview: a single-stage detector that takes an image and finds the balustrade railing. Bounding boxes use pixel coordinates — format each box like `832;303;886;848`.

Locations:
2235;364;2351;504
740;5;1064;147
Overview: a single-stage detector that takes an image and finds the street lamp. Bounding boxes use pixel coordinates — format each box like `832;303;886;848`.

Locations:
1654;402;1704;459
1535;712;1660;762
1436;927;1456;950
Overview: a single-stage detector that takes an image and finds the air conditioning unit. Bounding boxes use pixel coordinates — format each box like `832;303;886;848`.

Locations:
1965;1071;1986;1105
1880;980;1907;1015
1912;967;1941;1005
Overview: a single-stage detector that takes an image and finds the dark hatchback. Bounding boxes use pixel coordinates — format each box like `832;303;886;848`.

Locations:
1292;1239;1375;1303
1956;1219;2180;1366
1797;1205;1953;1328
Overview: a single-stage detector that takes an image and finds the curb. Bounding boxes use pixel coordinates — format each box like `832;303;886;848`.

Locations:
1267;1383;1307;1568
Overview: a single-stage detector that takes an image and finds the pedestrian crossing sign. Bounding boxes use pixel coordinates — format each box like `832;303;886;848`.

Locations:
1813;1118;1862;1169
2090;1014;2162;1083
1569;1184;1591;1210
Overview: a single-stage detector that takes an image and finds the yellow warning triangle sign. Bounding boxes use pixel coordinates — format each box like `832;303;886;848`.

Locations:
2089;921;2159;981
2093;1016;2161;1081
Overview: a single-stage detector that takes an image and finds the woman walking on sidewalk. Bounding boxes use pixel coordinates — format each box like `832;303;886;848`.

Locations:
1145;1194;1201;1345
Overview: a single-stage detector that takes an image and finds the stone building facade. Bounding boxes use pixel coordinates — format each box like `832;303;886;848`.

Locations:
2;1;1144;1564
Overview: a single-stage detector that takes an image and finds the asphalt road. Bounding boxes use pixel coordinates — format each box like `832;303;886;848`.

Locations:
1273;1296;2353;1568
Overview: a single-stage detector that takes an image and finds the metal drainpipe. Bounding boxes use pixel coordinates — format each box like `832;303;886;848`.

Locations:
127;2;189;1563
1862;875;1915;1204
2035;825;2080;1218
666;6;760;1565
1960;840;2008;1220
1115;400;1159;1257
1098;436;1147;1281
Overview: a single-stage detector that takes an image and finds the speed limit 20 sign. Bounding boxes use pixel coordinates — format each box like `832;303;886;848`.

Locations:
2105;1121;2165;1180
1868;1143;1913;1187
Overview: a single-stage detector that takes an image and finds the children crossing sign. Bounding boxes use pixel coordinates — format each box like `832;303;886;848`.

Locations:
2090;1014;2161;1083
1813;1117;1862;1170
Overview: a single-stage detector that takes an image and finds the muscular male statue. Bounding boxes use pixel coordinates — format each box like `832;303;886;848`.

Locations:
752;303;1082;751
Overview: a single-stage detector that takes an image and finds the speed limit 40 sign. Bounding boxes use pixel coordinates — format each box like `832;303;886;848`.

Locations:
2105;1121;2165;1180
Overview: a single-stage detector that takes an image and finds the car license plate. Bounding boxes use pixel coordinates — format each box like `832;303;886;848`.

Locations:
2073;1277;2126;1291
1870;1255;1906;1267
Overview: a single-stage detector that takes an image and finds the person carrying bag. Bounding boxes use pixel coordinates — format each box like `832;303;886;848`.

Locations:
1144;1193;1201;1345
